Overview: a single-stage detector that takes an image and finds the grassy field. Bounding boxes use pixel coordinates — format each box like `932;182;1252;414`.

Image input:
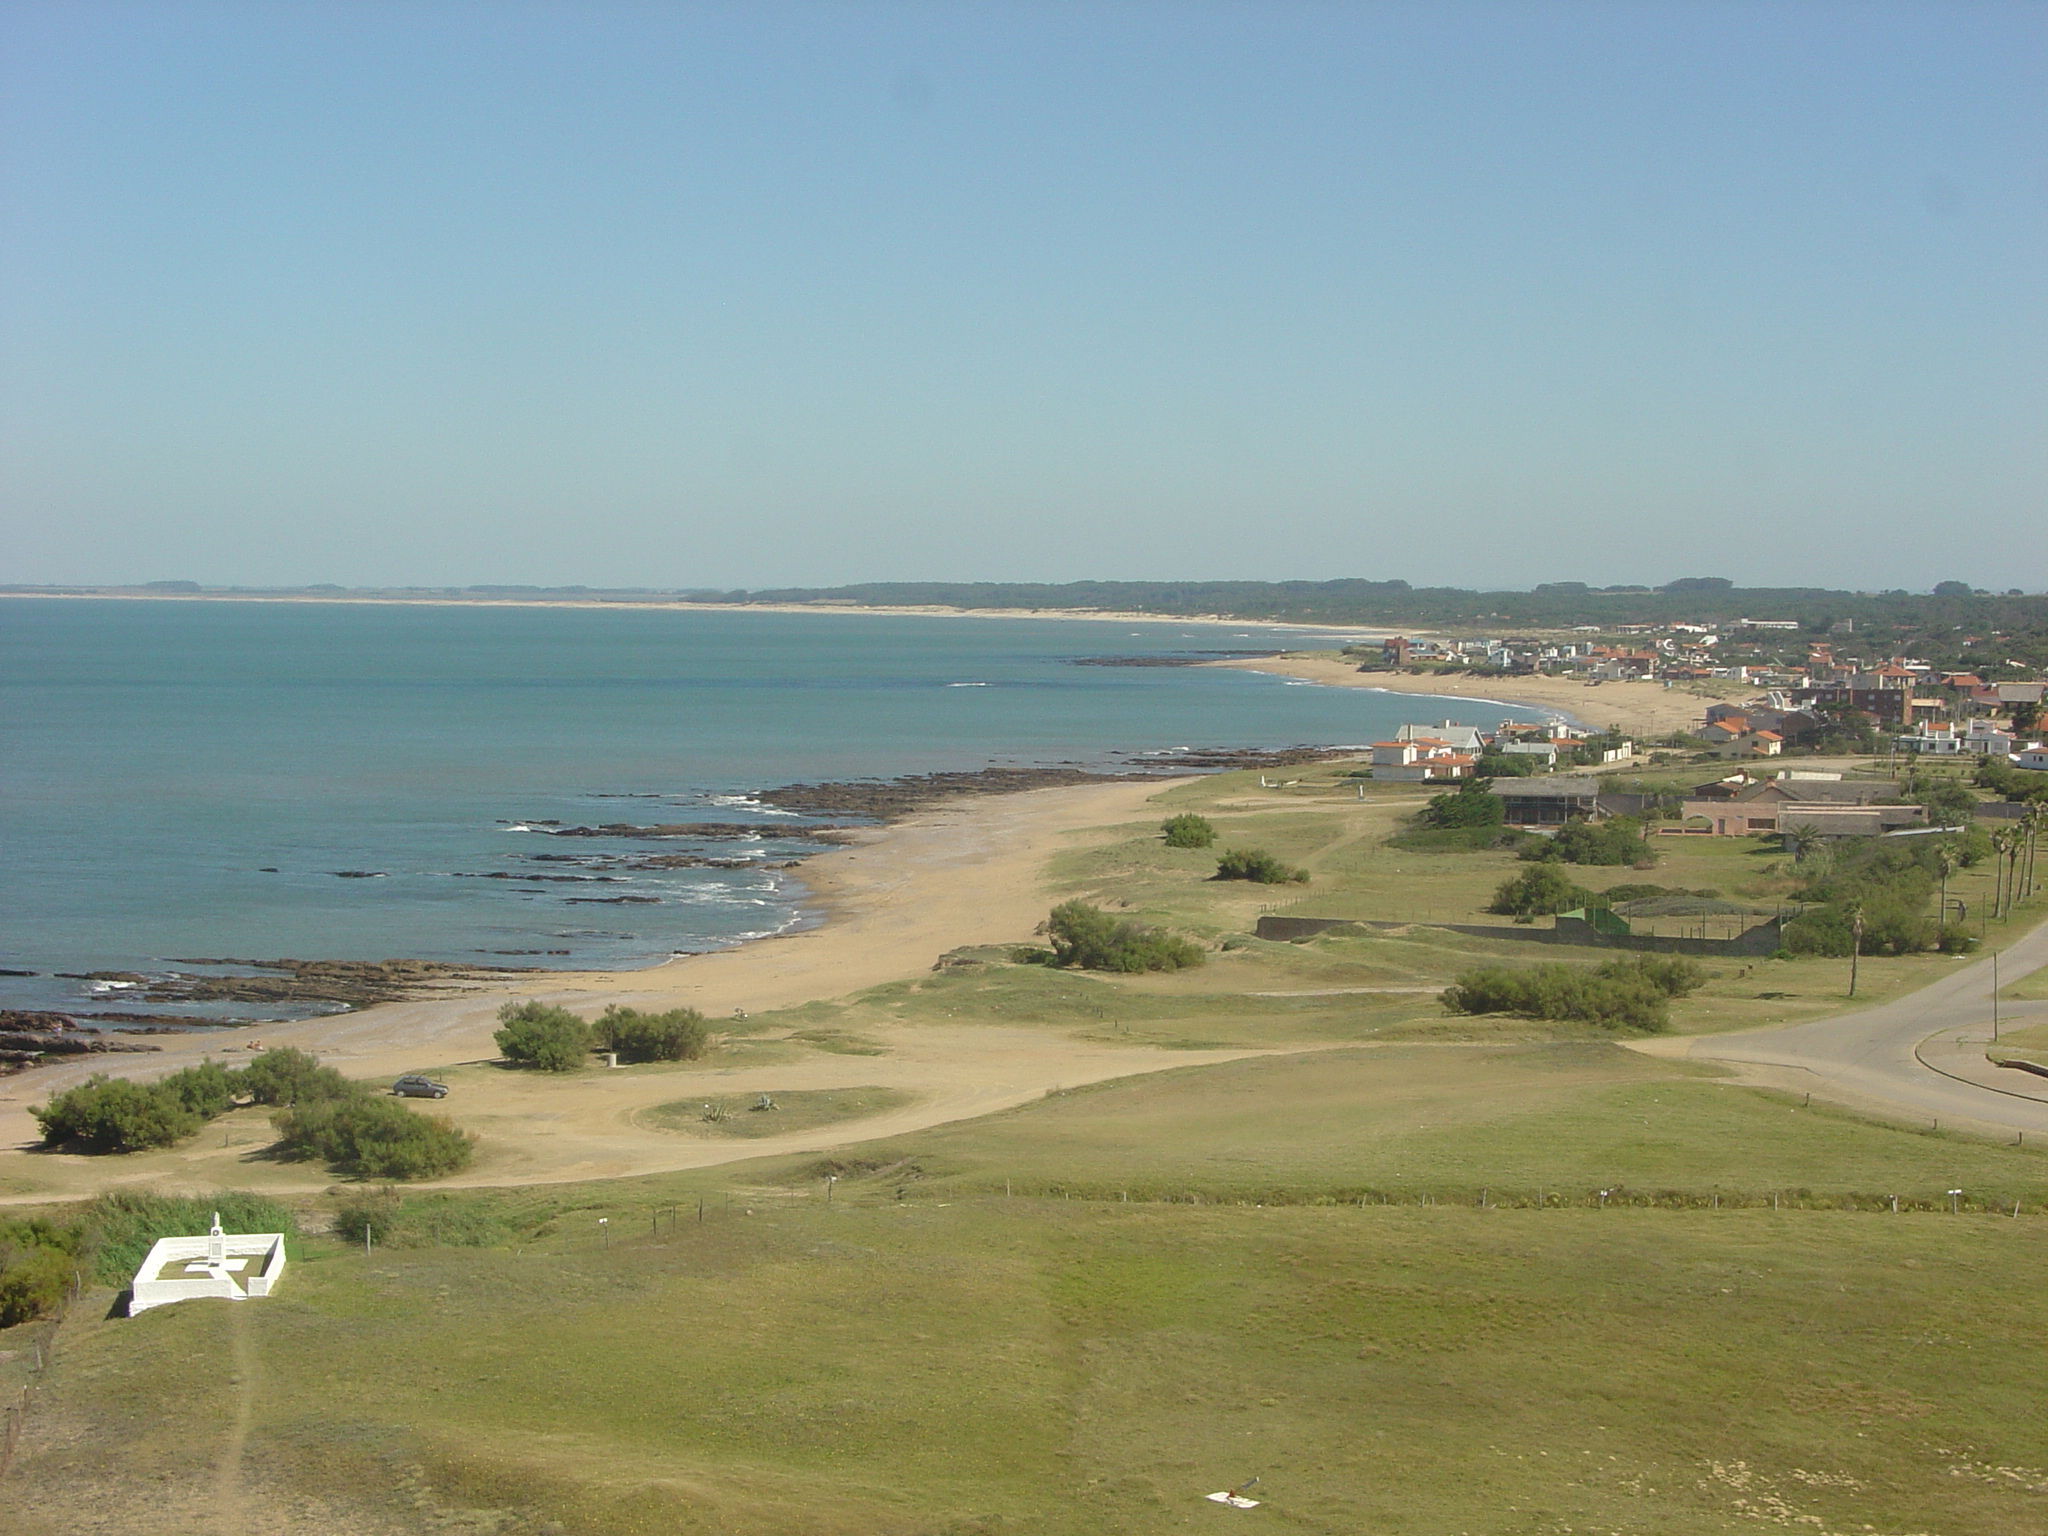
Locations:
10;1026;2048;1535
640;1086;918;1139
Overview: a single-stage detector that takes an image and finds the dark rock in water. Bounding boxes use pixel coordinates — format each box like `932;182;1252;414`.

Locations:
147;957;537;1011
0;968;38;977
758;766;1149;820
331;869;388;878
450;871;626;883
1068;649;1283;667
1122;745;1354;769
563;895;661;905
3;1010;79;1032
531;821;850;842
258;867;279;873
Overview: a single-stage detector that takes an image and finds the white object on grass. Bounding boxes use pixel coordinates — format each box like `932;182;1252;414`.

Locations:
1205;1491;1261;1508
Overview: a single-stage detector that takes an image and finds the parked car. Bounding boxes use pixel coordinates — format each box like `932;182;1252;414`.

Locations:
391;1074;449;1099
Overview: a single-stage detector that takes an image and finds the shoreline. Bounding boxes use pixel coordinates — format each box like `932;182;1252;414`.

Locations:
0;775;1207;1168
1208;653;1747;740
1;588;1394;640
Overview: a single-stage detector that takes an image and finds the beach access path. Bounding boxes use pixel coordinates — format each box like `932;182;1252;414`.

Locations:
1208;652;1745;740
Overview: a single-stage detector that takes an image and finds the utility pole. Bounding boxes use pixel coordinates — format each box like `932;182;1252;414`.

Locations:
1848;906;1864;999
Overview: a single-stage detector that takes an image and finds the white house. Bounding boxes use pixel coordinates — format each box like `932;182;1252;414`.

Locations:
1368;739;1476;781
1396;721;1485;754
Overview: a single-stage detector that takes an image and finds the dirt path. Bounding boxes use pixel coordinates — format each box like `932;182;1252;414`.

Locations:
212;1305;258;1536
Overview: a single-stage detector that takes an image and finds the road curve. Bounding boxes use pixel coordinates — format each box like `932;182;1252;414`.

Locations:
1636;915;2048;1137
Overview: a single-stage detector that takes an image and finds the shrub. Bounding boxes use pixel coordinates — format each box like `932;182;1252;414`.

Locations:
0;1240;72;1327
1385;825;1533;853
1045;900;1203;973
1519;816;1654;867
33;1075;199;1154
594;1005;709;1063
1488;865;1592;917
158;1060;241;1119
274;1096;475;1180
1213;848;1309;884
1161;813;1217;848
494;1002;592;1071
1441;954;1701;1034
332;1187;404;1244
332;1190;510;1248
82;1190;298;1284
238;1046;356;1106
1418;779;1504;829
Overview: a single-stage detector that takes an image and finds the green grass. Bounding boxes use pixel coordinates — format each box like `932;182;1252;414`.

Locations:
639;1086;917;1139
18;1197;2046;1535
781;1042;2048;1209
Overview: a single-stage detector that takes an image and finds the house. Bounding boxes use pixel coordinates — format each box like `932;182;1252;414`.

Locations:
1367;740;1475;782
1396;720;1486;754
1896;719;2016;756
1497;777;1606;826
1709;730;1783;759
1499;741;1560;768
1776;805;1931;840
1673;777;1916;837
2017;747;2048;772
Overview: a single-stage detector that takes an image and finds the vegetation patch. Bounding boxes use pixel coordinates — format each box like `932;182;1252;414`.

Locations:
1443;955;1707;1033
1044;899;1203;972
1213;847;1310;883
1160;812;1216;848
640;1086;916;1139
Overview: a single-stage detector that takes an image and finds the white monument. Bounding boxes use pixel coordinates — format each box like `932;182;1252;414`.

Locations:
128;1211;288;1315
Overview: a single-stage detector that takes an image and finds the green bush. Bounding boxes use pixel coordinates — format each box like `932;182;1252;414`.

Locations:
1441;954;1702;1034
594;1005;708;1063
82;1190;298;1285
1045;900;1203;973
238;1046;356;1106
1385;825;1533;853
273;1096;475;1180
1488;864;1592;917
1519;816;1654;866
332;1187;404;1244
1213;847;1309;884
494;1002;592;1071
1418;779;1505;829
0;1240;72;1327
33;1075;200;1153
158;1060;241;1119
1161;813;1217;848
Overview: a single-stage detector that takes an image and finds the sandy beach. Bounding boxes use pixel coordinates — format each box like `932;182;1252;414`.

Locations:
7;589;1389;640
1;775;1320;1199
1208;653;1745;739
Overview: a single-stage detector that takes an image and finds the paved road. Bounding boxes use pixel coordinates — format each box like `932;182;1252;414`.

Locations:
1644;916;2048;1137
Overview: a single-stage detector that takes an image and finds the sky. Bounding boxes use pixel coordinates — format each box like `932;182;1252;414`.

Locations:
1;0;2043;592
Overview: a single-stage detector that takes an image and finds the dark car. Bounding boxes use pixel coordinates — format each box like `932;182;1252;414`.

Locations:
391;1074;449;1099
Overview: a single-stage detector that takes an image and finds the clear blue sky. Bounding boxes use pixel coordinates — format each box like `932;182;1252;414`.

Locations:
2;1;2042;591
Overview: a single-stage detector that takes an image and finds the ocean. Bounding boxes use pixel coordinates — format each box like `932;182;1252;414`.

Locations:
0;598;1543;1020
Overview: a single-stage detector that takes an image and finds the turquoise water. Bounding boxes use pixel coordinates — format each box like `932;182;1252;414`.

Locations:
0;599;1541;1017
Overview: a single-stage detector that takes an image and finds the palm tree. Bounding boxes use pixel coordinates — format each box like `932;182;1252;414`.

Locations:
1991;828;2018;919
1786;822;1824;865
1935;842;1958;945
